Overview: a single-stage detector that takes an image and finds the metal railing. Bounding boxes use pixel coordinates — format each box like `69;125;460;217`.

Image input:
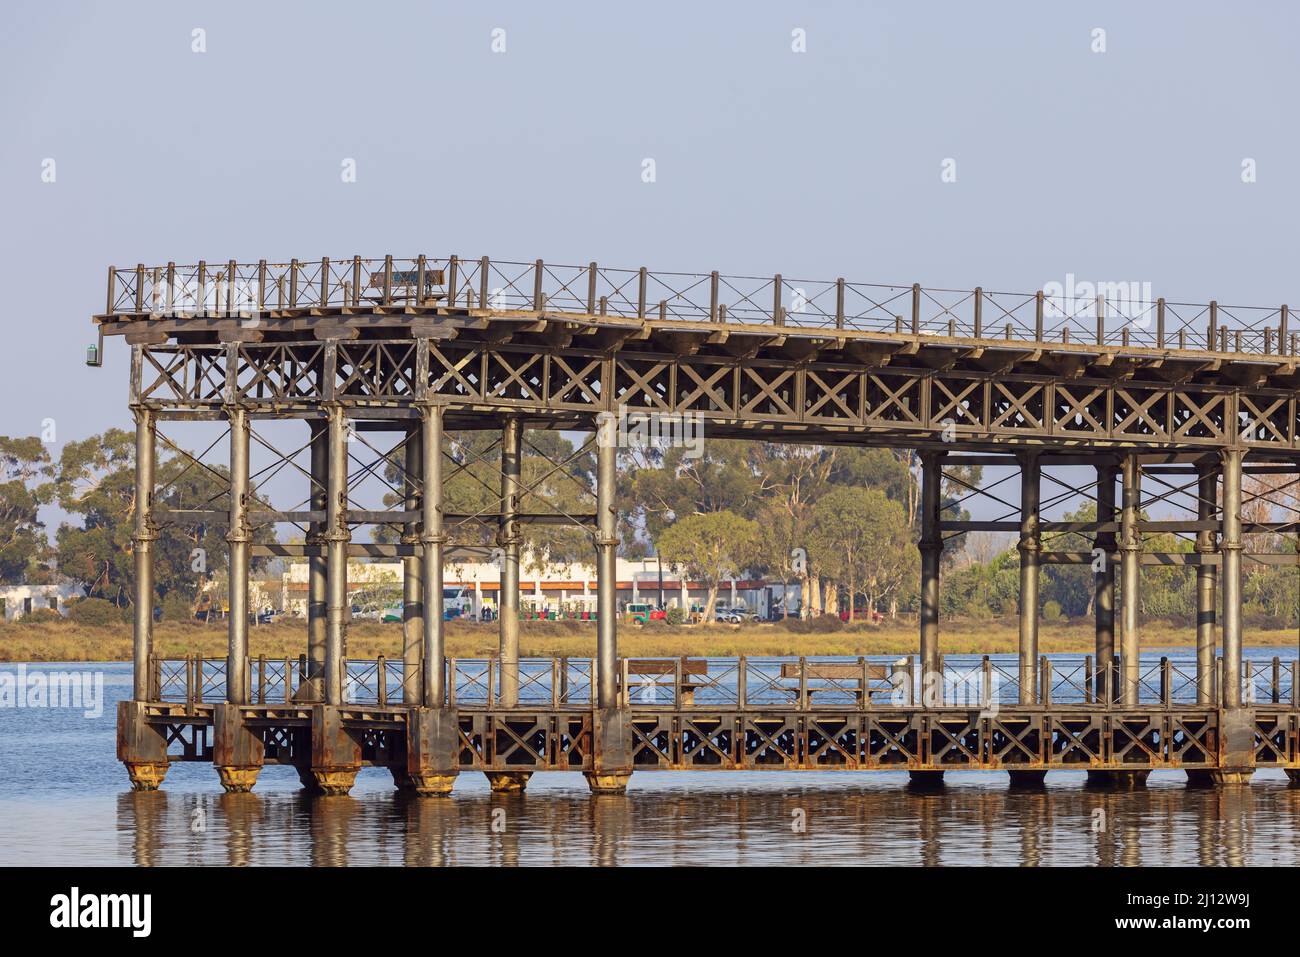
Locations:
105;256;1299;358
148;654;1300;710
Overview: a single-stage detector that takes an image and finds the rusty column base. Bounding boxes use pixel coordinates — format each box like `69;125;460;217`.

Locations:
216;767;261;793
392;768;457;796
1210;768;1254;786
118;700;169;791
907;770;945;791
1007;769;1047;789
125;762;169;791
486;771;532;793
311;769;359;796
1109;769;1150;790
584;771;631;795
309;705;362;797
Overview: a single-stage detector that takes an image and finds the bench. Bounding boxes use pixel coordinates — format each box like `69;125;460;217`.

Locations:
364;268;445;305
778;662;892;706
626;658;709;706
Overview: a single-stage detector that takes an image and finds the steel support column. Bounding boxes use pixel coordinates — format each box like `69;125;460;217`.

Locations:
421;403;446;707
131;406;156;701
226;405;250;705
1094;459;1117;703
918;450;943;696
1221;448;1243;709
1195;463;1219;704
596;414;619;709
1120;454;1141;706
1017;451;1041;704
305;421;328;696
402;424;424;703
498;416;522;707
324;405;349;706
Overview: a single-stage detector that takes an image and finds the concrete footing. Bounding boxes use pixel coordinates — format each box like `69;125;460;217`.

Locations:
1286;769;1300;786
1007;769;1047;789
1109;770;1150;790
311;769;359;796
584;771;631;795
486;771;532;793
392;768;457;796
907;770;945;790
1210;768;1254;786
216;766;261;793
125;761;169;791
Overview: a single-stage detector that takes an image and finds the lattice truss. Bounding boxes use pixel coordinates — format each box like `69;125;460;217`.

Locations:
146;414;603;574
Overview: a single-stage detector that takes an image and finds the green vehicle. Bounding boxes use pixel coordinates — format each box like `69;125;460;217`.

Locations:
626;603;652;624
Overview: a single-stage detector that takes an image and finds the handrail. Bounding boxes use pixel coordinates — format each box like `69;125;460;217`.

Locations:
101;256;1297;359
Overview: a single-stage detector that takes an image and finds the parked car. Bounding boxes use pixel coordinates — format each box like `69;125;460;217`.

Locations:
714;605;750;624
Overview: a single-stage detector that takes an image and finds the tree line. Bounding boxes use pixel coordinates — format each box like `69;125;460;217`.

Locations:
3;428;1299;627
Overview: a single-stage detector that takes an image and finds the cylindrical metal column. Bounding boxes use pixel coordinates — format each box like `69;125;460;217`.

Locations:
421;403;446;707
596;413;619;708
1120;454;1142;706
1195;463;1219;704
325;405;349;705
226;405;250;705
498;416;522;707
402;423;424;703
1221;447;1243;708
918;450;943;695
1017;452;1041;704
1094;460;1117;703
131;407;157;701
306;421;328;690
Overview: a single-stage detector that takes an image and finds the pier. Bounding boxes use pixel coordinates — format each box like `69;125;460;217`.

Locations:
100;254;1300;794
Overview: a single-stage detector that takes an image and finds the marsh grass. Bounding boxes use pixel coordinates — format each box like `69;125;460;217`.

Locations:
0;615;1295;662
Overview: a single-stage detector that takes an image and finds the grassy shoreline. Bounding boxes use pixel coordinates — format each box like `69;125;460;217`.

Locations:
1;617;1297;662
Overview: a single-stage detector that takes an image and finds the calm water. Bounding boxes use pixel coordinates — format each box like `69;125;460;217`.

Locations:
2;660;1300;866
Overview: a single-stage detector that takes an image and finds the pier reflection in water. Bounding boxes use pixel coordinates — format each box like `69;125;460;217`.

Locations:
109;769;1300;867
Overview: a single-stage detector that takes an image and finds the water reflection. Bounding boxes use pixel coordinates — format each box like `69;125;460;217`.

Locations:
103;771;1300;866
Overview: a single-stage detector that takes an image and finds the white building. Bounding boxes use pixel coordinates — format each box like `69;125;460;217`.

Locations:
0;583;81;621
280;556;799;619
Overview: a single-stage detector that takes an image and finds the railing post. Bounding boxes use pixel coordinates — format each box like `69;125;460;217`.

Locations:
134;263;145;313
587;261;597;314
1160;656;1171;706
257;655;266;704
416;255;427;307
1156;297;1165;349
377;655;387;707
319;257;329;307
351;256;362;307
1208;300;1218;351
533;259;544;310
288;259;298;309
383;255;393;305
773;274;783;323
972;286;982;338
798;655;808;711
1034;290;1044;341
447;255;459;308
1280;305;1289;357
1041;656;1052;707
835;278;846;329
1084;655;1094;704
710;271;720;322
982;655;993;710
479;256;490;309
637;267;647;318
1272;655;1281;703
1095;294;1105;345
738;655;748;711
106;266;117;313
911;283;921;334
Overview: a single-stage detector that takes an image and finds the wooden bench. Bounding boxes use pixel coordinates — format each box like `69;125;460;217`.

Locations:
779;662;892;706
364;268;445;305
626;658;710;706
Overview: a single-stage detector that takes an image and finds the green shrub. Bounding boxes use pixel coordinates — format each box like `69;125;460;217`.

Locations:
160;593;195;621
1042;600;1062;621
778;614;844;634
20;607;66;624
67;597;128;626
665;606;685;626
